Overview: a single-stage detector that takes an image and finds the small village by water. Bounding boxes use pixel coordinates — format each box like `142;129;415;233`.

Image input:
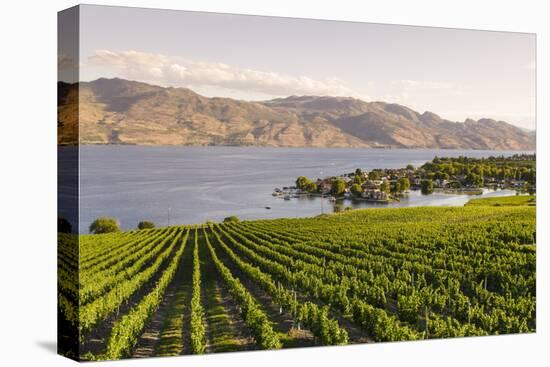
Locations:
74;147;535;232
273;154;535;209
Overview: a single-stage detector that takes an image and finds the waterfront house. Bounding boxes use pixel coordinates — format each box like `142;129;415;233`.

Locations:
362;189;388;200
362;180;379;190
317;179;332;194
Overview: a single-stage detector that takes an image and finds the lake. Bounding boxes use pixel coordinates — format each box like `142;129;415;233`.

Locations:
72;146;528;233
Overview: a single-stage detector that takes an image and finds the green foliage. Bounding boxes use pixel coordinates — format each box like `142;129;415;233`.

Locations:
223;216;240;223
421;154;535;186
466;173;483;187
350;183;363;197
331;178;346;196
296;176;318;192
190;229;206;354
296;176;309;189
380;181;390;193
397;291;422;324
78;229;183;333
103;229;189;359
89;217;120;234
368;170;381;180
66;201;535;360
421;179;434;194
137;220;155;230
398;177;411;192
304;181;317;193
204;229;282;350
466;195;536;207
212;224;348;346
391;181;402;194
435;171;449;180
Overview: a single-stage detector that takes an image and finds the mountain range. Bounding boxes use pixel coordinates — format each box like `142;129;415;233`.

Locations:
57;78;535;150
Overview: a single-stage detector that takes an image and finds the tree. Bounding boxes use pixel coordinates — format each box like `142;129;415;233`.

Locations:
331;178;346;196
304;181;318;193
380;181;390;193
406;164;415;171
353;174;365;185
421;179;434;195
58;217;72;234
368;171;381;181
223;216;240;223
89;217;120;234
435;172;449;180
391;181;402;194
137;220;155;230
466;173;483;187
350;183;363;197
523;182;536;195
296;176;317;192
398;177;411;192
296;176;311;190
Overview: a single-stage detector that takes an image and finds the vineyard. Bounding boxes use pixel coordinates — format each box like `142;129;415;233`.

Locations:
58;199;536;361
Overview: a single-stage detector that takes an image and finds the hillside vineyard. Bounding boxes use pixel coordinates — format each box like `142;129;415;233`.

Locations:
58;205;536;361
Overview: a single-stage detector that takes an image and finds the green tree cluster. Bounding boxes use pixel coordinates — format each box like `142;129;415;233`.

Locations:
421;179;434;195
295;176;318;193
223;216;240;223
331;178;346;196
89;217;120;234
137;220;155;230
350;183;363;197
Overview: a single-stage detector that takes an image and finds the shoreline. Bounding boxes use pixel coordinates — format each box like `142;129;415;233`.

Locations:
78;193;534;235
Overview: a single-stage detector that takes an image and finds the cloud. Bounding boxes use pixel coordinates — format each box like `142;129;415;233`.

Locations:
87;50;358;98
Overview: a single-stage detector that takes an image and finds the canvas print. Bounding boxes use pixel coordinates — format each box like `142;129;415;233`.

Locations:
58;5;536;361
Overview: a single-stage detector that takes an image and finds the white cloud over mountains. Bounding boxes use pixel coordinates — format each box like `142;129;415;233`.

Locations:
88;50;358;98
84;50;534;129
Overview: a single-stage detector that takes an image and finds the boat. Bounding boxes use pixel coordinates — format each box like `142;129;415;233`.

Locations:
284;195;291;200
265;206;271;209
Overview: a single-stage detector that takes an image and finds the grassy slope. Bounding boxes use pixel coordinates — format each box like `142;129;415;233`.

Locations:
466;195;536;207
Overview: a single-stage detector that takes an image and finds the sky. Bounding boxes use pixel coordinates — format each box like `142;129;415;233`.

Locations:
71;5;536;130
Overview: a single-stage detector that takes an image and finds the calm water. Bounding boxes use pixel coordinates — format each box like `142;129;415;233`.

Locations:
74;146;528;233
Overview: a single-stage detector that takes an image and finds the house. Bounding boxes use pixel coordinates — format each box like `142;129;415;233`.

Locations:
362;189;388;201
317;179;332;194
362;180;379;190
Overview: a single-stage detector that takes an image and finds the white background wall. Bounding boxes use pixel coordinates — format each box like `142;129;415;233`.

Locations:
0;1;547;366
